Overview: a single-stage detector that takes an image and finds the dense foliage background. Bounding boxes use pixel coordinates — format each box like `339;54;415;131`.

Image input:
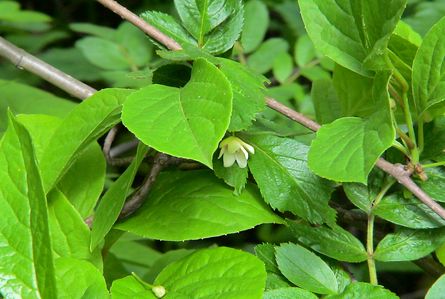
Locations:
1;0;445;298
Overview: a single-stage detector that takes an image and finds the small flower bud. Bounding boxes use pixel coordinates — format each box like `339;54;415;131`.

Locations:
152;285;166;298
218;136;254;168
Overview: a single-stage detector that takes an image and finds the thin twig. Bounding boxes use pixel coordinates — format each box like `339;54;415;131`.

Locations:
96;0;182;51
103;126;119;162
119;153;173;218
0;4;444;222
0;36;96;99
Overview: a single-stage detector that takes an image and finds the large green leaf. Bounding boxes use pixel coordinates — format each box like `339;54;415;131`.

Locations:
241;0;269;53
154;247;266;298
308;72;395;183
311;79;342;124
374;228;445;262
426;275;445;299
90;143;148;250
48;190;101;268
122;59;232;168
55;258;108;299
275;243;338;294
0;113;56;299
299;0;406;76
40;88;131;192
263;287;318;299
412;16;445;117
0;79;75;132
324;282;398;299
110;276;156;299
288;221;367;263
18;114;106;217
245;134;336;225
116;170;282;241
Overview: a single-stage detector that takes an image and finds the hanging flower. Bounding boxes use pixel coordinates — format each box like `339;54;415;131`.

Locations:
218;136;255;168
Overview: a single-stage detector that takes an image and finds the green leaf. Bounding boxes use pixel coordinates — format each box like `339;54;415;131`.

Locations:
299;0;406;76
273;52;294;83
122;59;232;168
405;1;445;36
0;79;75;132
0;1;51;23
373;193;445;229
288;221;367;263
0;113;56;299
245;134;336;225
154;247;266;299
140;11;197;48
324;282;398;299
91;143;149;250
241;0;269;53
266;273;291;291
18;114;106;217
115;22;153;67
247;38;289;74
275;243;338;294
116;170;282;241
308;72;395;183
412;16;445;117
294;34;316;67
144;249;195;283
213;155;248;195
40;88;131;193
55;258;109;299
422;117;445;162
218;58;266;131
111;276;156;299
426;274;445;299
374;227;445;262
48;189;101;268
264;287;318;299
76;37;131;70
311;79;342;124
255;243;281;274
69;22;115;39
417;167;445;202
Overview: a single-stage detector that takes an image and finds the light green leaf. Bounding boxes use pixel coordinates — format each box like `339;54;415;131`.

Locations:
115;22;153;67
154;247;266;299
48;189;101;268
426;274;445;299
144;249;195;283
116;170;283;241
294;34;316;67
374;227;445;262
91;143;149;250
299;0;406;76
76;37;130;70
288;221;367;263
264;287;318;299
0;1;51;23
324;282;398;299
412;16;445;117
0;79;75;132
275;243;338;294
55;258;109;299
18;114;106;217
140;11;197;48
218;58;266;131
245;134;336;225
308;72;395;183
241;0;269;53
69;22;115;39
247;38;289;74
111;276;156;299
373;193;445;229
273;52;293;83
0;113;56;299
122;59;232;168
40;88;131;193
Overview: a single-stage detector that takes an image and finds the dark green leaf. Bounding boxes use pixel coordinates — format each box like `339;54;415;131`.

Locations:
245;134;336;225
324;282;398;299
116;170;283;241
275;243;338;294
288;221;367;263
311;79;342;124
255;243;281;274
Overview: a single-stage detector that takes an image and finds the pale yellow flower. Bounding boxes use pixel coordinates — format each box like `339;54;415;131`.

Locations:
218;136;254;168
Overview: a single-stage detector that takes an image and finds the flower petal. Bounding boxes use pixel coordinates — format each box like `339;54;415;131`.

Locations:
239;146;249;160
223;152;236;167
235;151;248;168
242;142;255;154
218;147;226;159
